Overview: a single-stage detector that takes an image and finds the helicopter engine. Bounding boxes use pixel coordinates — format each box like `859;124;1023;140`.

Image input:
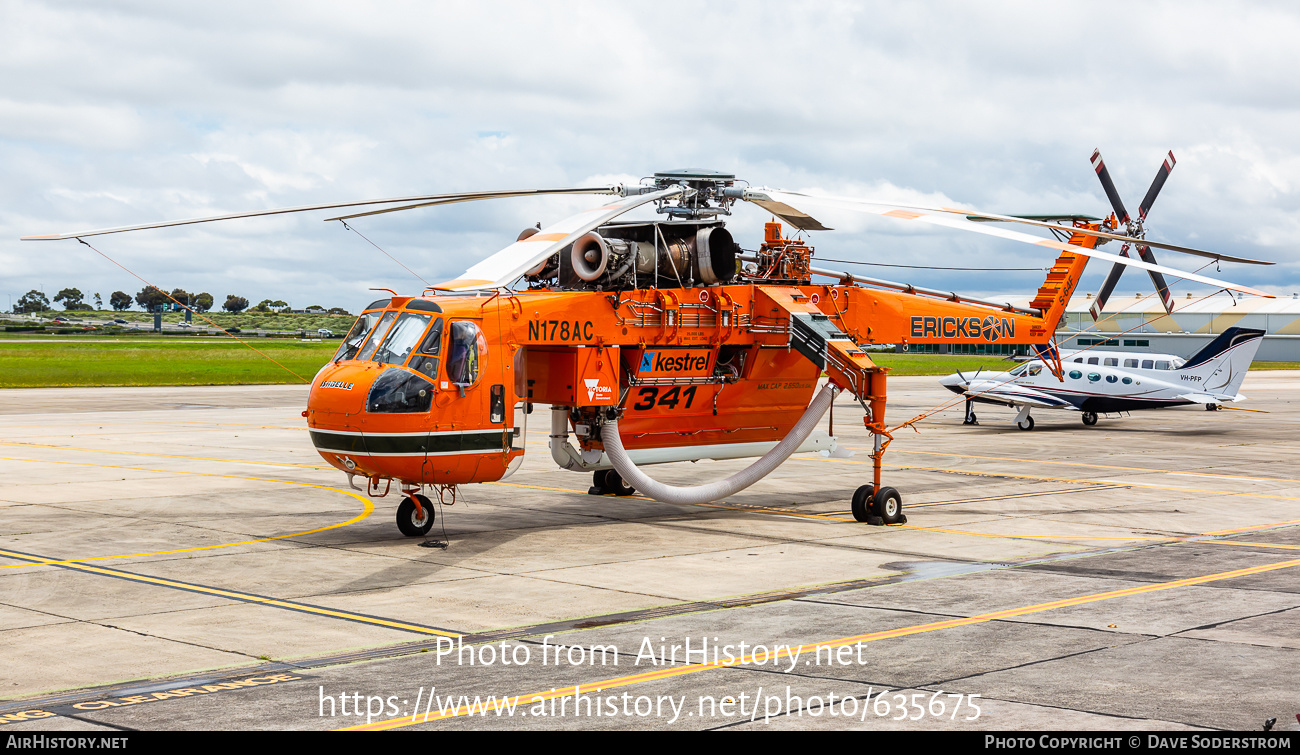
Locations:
529;222;739;291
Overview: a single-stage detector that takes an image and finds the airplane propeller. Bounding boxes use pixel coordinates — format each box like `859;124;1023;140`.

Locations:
1088;149;1178;319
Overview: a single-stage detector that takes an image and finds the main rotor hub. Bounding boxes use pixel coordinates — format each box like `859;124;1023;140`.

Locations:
651;169;741;220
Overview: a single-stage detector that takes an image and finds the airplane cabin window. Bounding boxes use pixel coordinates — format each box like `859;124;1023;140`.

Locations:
1172;358;1186;369
1027;364;1042;376
1141;359;1154;369
1009;363;1028;376
1104;358;1118;366
1087;357;1099;365
1124;359;1138;368
1068;370;1082;379
1155;361;1171;370
1106;375;1118;383
1122;377;1133;384
1072;358;1083;363
1087;372;1101;382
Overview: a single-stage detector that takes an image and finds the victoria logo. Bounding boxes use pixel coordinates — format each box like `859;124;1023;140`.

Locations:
584;378;612;402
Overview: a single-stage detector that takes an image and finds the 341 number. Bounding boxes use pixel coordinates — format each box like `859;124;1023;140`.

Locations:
632;385;698;411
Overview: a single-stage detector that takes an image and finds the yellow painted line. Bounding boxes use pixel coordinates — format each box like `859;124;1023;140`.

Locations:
345;555;1300;730
1201;540;1300;551
801;455;1300;502
0;440;330;470
0;456;372;570
0;546;459;638
903;484;1129;509
1201;518;1300;537
874;448;1300;487
898;523;1170;542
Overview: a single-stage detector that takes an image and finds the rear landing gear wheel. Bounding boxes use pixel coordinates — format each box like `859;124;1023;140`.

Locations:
851;484;877;523
603;469;635;496
1081;411;1098;426
589;470;609;495
397;495;434;537
1017;416;1035;431
872;487;906;525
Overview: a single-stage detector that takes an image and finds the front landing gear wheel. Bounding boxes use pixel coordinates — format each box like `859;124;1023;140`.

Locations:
872;487;906;525
1017;416;1035;431
397;495;434;537
1081;411;1098;426
850;484;877;523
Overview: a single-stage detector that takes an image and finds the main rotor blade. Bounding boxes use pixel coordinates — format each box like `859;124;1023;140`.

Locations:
20;187;620;241
1138;151;1176;220
1135;244;1175;314
751;189;1274;299
432;186;684;291
323;188;618;222
1091;149;1131;224
744;197;833;231
1089;249;1131;321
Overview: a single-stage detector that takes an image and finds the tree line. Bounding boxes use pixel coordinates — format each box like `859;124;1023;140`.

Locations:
12;287;349;316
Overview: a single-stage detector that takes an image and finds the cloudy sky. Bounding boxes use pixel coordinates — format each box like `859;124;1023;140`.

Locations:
4;0;1299;313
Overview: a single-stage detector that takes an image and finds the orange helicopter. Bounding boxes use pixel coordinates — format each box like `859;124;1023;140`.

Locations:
23;169;1273;535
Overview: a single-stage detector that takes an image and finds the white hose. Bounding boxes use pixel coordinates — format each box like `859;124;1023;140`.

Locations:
601;383;839;504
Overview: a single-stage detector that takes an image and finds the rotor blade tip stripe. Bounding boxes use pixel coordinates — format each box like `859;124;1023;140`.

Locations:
884;209;923;220
523;232;568;242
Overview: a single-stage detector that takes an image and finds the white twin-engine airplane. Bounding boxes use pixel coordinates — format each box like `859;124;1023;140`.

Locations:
938;327;1266;430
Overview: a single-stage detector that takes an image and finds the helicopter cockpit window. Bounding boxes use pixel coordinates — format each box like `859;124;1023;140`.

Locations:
447;321;487;387
332;311;383;362
408;318;443;379
355;311;397;362
373;312;432;365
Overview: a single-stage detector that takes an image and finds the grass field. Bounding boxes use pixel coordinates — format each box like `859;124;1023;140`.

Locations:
0;341;1294;388
0;339;337;388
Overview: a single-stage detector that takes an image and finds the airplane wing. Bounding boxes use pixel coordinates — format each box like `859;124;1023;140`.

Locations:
432;186;685;291
967;381;1078;410
1177;392;1245;404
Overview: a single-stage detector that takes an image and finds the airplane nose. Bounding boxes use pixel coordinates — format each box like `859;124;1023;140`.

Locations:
938;374;968;395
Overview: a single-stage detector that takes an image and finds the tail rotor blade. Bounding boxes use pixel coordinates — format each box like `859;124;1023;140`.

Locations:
1137;151;1177;221
1091;149;1131;224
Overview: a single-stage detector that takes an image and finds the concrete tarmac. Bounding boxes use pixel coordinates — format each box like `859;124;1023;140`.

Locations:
0;374;1297;731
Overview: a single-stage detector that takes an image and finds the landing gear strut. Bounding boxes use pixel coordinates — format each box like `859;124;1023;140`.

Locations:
963;399;978;426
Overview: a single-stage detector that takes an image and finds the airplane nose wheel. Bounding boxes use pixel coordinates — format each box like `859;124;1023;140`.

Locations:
397;494;435;537
1017;416;1035;431
1081;412;1098;426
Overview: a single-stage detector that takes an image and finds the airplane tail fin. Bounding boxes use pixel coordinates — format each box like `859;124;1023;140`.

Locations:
1175;327;1266;399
